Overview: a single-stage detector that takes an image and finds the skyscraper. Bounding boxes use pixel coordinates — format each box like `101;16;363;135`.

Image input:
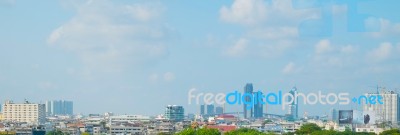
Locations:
330;108;338;122
363;89;400;126
207;104;215;115
253;91;264;118
165;105;184;122
287;87;298;119
215;106;224;114
45;100;73;116
243;83;253;119
200;104;205;115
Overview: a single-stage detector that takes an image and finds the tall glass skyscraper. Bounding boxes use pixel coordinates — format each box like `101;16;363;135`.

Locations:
200;104;205;115
45;100;73;116
254;91;263;118
243;83;253;119
165;105;184;122
287;87;298;119
206;104;215;115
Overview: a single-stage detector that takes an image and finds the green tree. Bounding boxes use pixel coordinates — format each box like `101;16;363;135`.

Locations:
46;130;69;135
295;123;322;135
81;132;90;135
225;128;267;135
380;128;400;135
175;128;220;135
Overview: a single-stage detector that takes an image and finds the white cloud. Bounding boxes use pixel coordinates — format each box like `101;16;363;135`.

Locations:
340;45;357;54
223;38;248;57
47;0;171;76
282;62;300;74
367;42;392;62
315;39;332;54
367;18;400;38
220;0;317;26
220;0;267;25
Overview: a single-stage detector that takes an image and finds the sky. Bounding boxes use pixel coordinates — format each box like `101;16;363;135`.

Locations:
0;0;400;116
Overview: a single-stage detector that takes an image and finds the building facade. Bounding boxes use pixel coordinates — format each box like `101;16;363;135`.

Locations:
216;106;224;114
287;87;298;119
165;105;184;122
254;91;263;118
207;104;215;115
45;100;73;116
243;83;254;119
363;89;400;126
1;100;45;124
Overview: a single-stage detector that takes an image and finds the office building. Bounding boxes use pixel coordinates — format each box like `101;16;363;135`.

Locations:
45;100;73;116
207;104;215;115
200;105;205;115
243;83;254;119
363;89;400;126
216;106;224;114
2;100;45;124
330;108;338;122
254;91;264;118
165;105;184;122
287;87;298;119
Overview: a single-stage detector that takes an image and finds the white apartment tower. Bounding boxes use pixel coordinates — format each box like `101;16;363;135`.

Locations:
363;89;400;126
2;100;46;124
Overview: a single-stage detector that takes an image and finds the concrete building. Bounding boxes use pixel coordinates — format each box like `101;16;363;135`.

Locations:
165;105;184;122
363;89;400;126
1;100;45;124
109;115;151;123
110;123;144;135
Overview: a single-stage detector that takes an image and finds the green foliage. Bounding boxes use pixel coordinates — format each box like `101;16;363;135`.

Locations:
81;132;90;135
175;128;220;135
295;123;322;134
46;130;69;135
380;129;400;135
225;128;267;135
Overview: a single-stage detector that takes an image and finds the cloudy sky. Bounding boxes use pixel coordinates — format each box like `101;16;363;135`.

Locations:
0;0;399;116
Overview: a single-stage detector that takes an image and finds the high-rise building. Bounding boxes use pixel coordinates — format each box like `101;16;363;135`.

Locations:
287;87;298;119
243;83;253;119
253;91;264;118
165;105;184;122
200;105;205;115
363;89;400;126
330;108;338;122
45;100;73;116
2;100;45;124
207;104;215;115
215;106;224;114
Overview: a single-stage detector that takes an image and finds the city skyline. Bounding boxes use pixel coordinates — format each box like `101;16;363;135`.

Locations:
1;0;400;116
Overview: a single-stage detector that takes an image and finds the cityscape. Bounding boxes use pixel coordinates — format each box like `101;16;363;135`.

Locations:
1;0;400;135
1;83;400;134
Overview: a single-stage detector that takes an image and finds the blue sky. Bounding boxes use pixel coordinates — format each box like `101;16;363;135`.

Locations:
0;0;400;116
